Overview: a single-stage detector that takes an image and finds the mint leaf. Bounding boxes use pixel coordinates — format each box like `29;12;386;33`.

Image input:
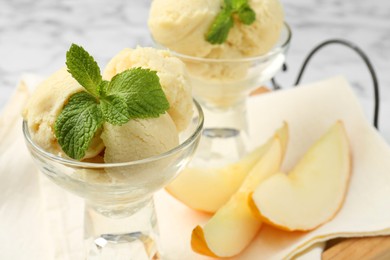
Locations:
206;8;234;44
231;0;247;10
224;0;233;6
238;6;256;25
98;80;110;96
54;91;103;160
205;0;256;44
107;68;170;119
66;44;102;96
100;95;130;125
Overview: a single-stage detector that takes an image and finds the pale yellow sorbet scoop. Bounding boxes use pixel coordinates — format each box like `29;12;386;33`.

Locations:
22;67;104;159
148;0;284;58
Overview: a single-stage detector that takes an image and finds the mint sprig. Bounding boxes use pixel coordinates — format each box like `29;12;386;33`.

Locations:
55;44;170;160
66;44;102;97
206;0;256;44
55;92;103;160
206;9;234;45
107;68;170;119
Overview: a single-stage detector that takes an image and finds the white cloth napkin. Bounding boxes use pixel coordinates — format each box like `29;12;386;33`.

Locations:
1;75;390;259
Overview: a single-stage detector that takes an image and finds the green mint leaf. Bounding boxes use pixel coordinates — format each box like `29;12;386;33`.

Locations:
231;0;247;11
206;0;256;44
224;0;233;7
98;80;110;96
206;8;234;44
100;95;130;125
238;6;256;25
66;44;102;96
106;68;170;119
54;91;103;160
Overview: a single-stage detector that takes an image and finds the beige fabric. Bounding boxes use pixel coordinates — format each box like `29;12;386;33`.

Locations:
0;79;48;259
1;75;390;259
0;77;84;260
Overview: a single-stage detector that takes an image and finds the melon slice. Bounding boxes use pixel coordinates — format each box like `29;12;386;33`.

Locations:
191;133;285;257
167;122;288;213
251;121;351;231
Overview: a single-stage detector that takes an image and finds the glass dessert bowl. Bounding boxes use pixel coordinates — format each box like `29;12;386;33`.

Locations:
22;100;204;260
157;22;292;166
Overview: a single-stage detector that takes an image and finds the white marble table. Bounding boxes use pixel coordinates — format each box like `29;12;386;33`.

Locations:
1;0;389;139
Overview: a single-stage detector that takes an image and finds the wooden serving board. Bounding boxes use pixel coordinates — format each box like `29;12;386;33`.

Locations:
323;236;390;260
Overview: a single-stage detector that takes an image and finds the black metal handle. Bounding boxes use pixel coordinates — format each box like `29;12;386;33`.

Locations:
272;39;380;129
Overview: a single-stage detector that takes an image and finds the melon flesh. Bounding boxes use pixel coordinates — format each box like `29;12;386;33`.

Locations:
191;137;284;257
167;122;288;213
251;121;351;231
